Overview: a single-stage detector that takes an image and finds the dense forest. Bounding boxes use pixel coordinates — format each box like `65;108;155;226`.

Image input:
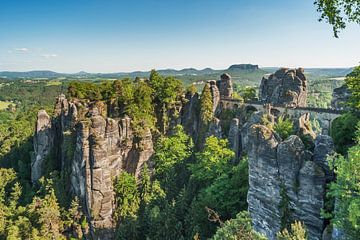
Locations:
0;65;359;239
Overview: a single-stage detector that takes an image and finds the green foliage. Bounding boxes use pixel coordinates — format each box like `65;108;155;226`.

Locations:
311;118;322;135
326;126;360;239
114;172;140;219
189;136;234;183
199;84;214;124
197;158;249;219
231;92;244;102
63;197;87;239
126;80;156;135
28;181;64;239
154;125;193;198
186;84;198;95
307;91;332;108
154;125;193;176
68;81;103;100
0;173;69;240
315;0;360;37
149;69;183;106
277;221;308;240
345;65;360;109
211;211;266;240
274;116;295;140
279;183;292;230
331;112;359;154
139;163;152;204
240;86;257;102
196;83;215;147
67;71;185;136
260;114;274;131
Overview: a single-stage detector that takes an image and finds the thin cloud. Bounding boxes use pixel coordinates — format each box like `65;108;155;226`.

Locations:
41;54;58;58
14;48;30;53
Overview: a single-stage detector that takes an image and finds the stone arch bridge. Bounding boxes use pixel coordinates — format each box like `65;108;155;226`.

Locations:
220;98;344;135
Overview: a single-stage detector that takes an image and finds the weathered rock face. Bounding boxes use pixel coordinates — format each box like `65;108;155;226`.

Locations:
246;112;334;240
331;84;351;110
32;110;52;182
181;91;200;139
34;95;155;240
247;124;282;238
259;68;307;107
295;113;316;149
124;127;154;178
228;118;240;159
218;73;233;98
313;135;335;182
206;117;222;139
208;80;221;113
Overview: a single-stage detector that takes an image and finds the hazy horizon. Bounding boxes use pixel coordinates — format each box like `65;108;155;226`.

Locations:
1;0;359;72
0;64;356;75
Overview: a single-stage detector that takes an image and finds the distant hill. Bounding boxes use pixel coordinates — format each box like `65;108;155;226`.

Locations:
261;67;353;78
0;66;353;86
228;64;259;71
0;65;259;79
304;68;353;77
0;70;62;78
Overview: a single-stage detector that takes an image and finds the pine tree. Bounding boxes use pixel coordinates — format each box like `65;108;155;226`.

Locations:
114;172;140;219
199;84;214;124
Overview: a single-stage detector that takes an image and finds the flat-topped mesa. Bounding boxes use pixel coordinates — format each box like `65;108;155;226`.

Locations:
228;64;259;71
259;68;307;107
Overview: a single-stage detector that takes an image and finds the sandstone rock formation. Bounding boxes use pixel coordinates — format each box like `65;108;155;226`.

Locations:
259;68;307;107
32;110;52;182
205;73;234;110
295;113;316;149
331;84;351;110
228;118;240;159
33;95;155;240
246;111;334;240
208;80;221;113
181;91;200;139
218;73;233;98
206;117;222;139
313;135;335;182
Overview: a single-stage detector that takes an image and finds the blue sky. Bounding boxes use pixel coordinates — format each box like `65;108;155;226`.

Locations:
0;0;359;72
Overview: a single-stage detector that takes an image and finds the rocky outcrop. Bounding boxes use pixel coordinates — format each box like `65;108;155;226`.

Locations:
246;111;334;240
295;113;316;149
208;80;221;113
72;111;149;239
34;95;155;240
228;118;240;159
218;73;233;98
32;110;52;182
247;124;282;239
206;117;222;139
331;84;351;110
259;68;307;107
313;135;334;182
181;91;200;139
